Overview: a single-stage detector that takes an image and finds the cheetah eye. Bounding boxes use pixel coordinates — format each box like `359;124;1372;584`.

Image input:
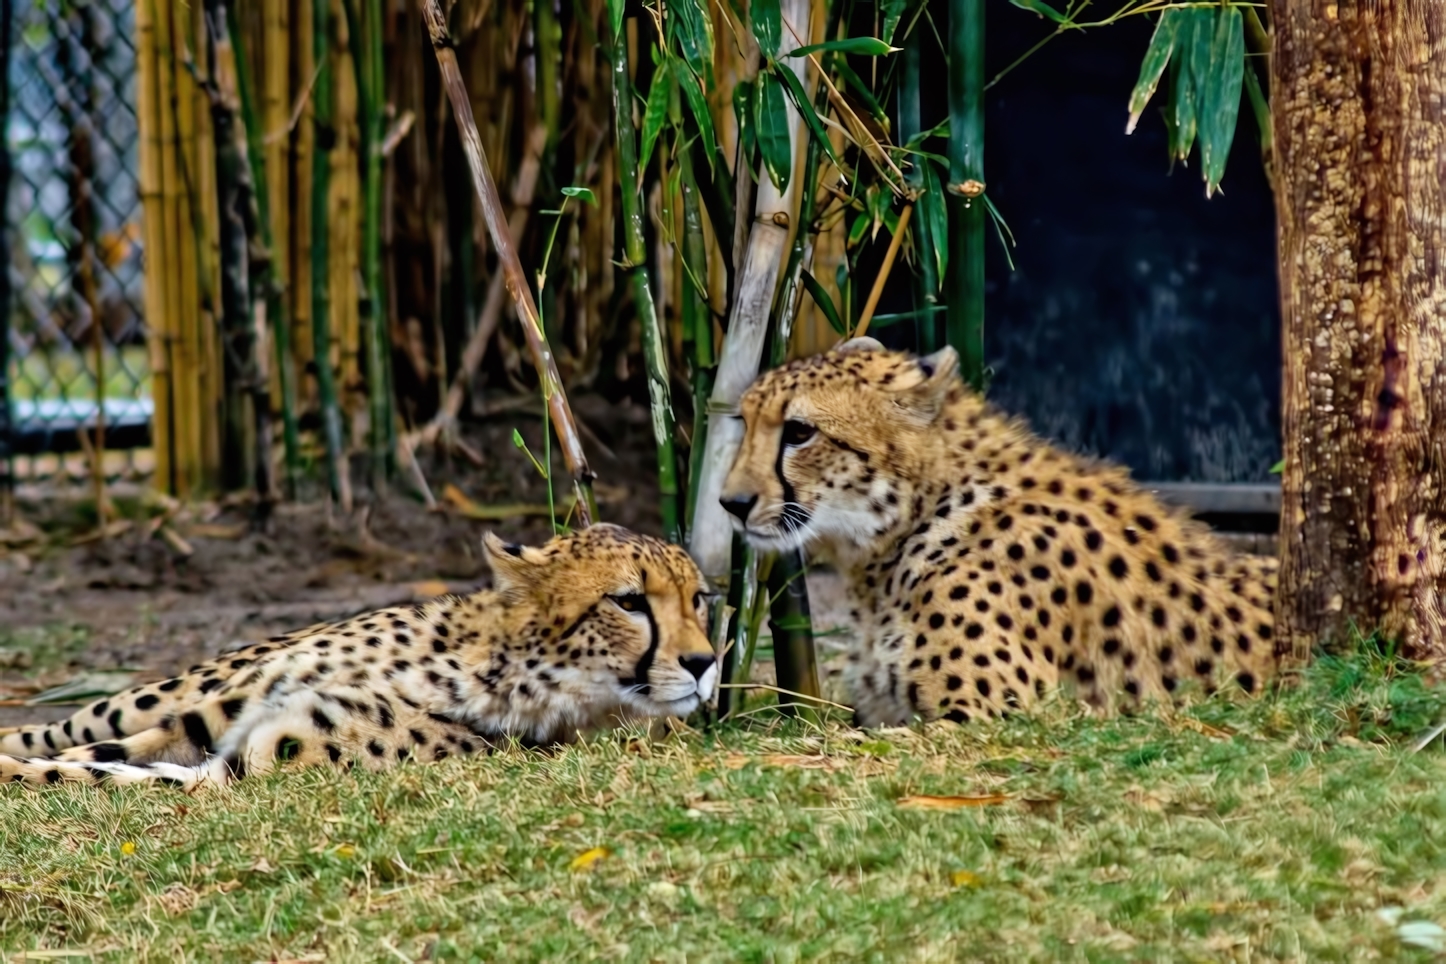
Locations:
611;593;651;615
781;419;817;447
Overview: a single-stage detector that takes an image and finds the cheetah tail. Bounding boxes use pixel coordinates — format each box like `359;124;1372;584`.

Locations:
0;752;229;789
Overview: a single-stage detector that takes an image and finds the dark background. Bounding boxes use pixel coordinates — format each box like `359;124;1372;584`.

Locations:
880;4;1282;484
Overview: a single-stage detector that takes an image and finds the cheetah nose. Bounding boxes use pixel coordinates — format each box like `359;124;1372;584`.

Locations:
678;653;714;681
720;493;757;522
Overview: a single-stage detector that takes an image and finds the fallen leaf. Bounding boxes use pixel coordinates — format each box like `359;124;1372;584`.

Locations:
186;522;248;540
569;846;610;872
442;483;572;521
950;869;984;888
410;581;451;599
249;857;274;874
896;793;1009;810
334;844;356;859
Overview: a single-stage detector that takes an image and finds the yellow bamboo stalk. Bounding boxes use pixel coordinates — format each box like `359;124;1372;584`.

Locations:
263;0;290;410
135;0;173;493
292;0;316;406
332;2;362;426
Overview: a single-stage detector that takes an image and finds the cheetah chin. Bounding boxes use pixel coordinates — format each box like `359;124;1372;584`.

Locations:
0;524;717;788
721;337;1280;727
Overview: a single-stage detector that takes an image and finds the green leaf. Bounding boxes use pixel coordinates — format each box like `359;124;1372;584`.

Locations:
787;37;899;58
1167;9;1210;161
561;186;597;204
921;160;948;281
847;209;870;248
607;0;624;42
1242;62;1272;157
1126;9;1180;135
1198;6;1244;197
639;70;674;179
674;60;718;176
773;61;848;179
802;269;846;335
755;69;792;193
671;0;715;89
512;428;527;449
751;0;781;57
1269;459;1284;475
881;0;907;45
733;78;757;170
1008;0;1067;24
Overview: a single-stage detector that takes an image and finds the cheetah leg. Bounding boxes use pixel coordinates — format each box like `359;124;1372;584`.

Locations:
0;751;217;788
0;639;289;758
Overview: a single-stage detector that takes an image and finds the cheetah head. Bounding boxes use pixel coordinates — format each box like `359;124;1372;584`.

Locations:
720;337;961;555
483;524;718;720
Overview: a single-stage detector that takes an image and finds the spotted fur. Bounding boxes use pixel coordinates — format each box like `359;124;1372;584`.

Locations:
0;525;717;788
720;338;1279;726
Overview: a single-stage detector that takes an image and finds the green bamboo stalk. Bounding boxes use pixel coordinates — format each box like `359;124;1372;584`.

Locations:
535;0;560;151
228;1;300;500
901;24;942;354
716;537;755;720
612;17;681;543
312;0;351;509
946;0;985;387
679;137;713;535
342;0;395;487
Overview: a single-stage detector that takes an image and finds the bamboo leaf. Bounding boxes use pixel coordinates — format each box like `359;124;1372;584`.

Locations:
1242;63;1272;155
1126;9;1180;135
1166;10;1209;162
1008;0;1066;23
640;70;674;178
1198;6;1244;197
832;57;889;125
608;0;624;43
773;60;848;178
921;160;949;281
882;0;908;44
733;78;757;169
755;69;792;193
674;61;718;175
787;37;899;58
802;269;846;334
751;0;782;57
847;210;870;248
671;0;716;88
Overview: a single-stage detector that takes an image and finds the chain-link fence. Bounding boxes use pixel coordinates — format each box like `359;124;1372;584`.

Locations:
2;0;150;494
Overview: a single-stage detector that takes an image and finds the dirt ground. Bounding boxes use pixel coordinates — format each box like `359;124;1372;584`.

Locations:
0;395;683;727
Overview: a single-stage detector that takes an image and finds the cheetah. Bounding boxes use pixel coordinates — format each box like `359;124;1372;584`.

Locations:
719;337;1279;727
0;524;717;788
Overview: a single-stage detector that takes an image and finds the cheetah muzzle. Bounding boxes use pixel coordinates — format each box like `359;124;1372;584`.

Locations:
721;337;1280;727
0;524;718;788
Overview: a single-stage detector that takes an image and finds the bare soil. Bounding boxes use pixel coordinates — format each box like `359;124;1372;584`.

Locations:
0;396;669;726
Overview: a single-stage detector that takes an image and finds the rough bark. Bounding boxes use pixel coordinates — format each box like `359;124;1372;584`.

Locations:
1273;0;1446;661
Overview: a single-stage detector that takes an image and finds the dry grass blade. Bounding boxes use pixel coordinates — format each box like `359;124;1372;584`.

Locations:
419;1;596;526
895;793;1010;809
853;204;913;339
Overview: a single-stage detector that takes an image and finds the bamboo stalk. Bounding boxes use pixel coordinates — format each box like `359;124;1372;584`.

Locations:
136;0;173;494
900;23;941;353
854;204;912;339
946;0;985;387
688;0;815;584
679;136;714;535
420;0;598;526
231;0;300;498
311;0;352;511
612;14;681;542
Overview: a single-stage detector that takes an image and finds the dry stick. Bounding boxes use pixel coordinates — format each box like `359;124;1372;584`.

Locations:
411;124;547;450
420;2;597;526
852;204;913;340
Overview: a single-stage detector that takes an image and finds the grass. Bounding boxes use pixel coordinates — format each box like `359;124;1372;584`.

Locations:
2;645;1446;961
0;624;92;679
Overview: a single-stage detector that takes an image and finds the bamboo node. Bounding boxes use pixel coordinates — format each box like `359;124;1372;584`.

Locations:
952;179;986;198
770;212;791;228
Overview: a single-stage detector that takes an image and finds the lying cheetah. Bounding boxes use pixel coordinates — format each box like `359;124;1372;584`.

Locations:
720;337;1278;726
0;524;717;788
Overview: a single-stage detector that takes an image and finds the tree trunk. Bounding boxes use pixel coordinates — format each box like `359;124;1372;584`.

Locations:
1273;0;1446;662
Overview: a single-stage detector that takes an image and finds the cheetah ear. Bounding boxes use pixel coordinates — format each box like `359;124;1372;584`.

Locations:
836;336;884;354
482;532;547;595
897;346;959;422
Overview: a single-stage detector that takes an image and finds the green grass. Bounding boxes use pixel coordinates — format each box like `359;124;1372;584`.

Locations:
0;624;92;678
3;647;1446;961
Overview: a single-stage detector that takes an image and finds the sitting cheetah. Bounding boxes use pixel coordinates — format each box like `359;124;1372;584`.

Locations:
719;338;1278;726
0;524;717;788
